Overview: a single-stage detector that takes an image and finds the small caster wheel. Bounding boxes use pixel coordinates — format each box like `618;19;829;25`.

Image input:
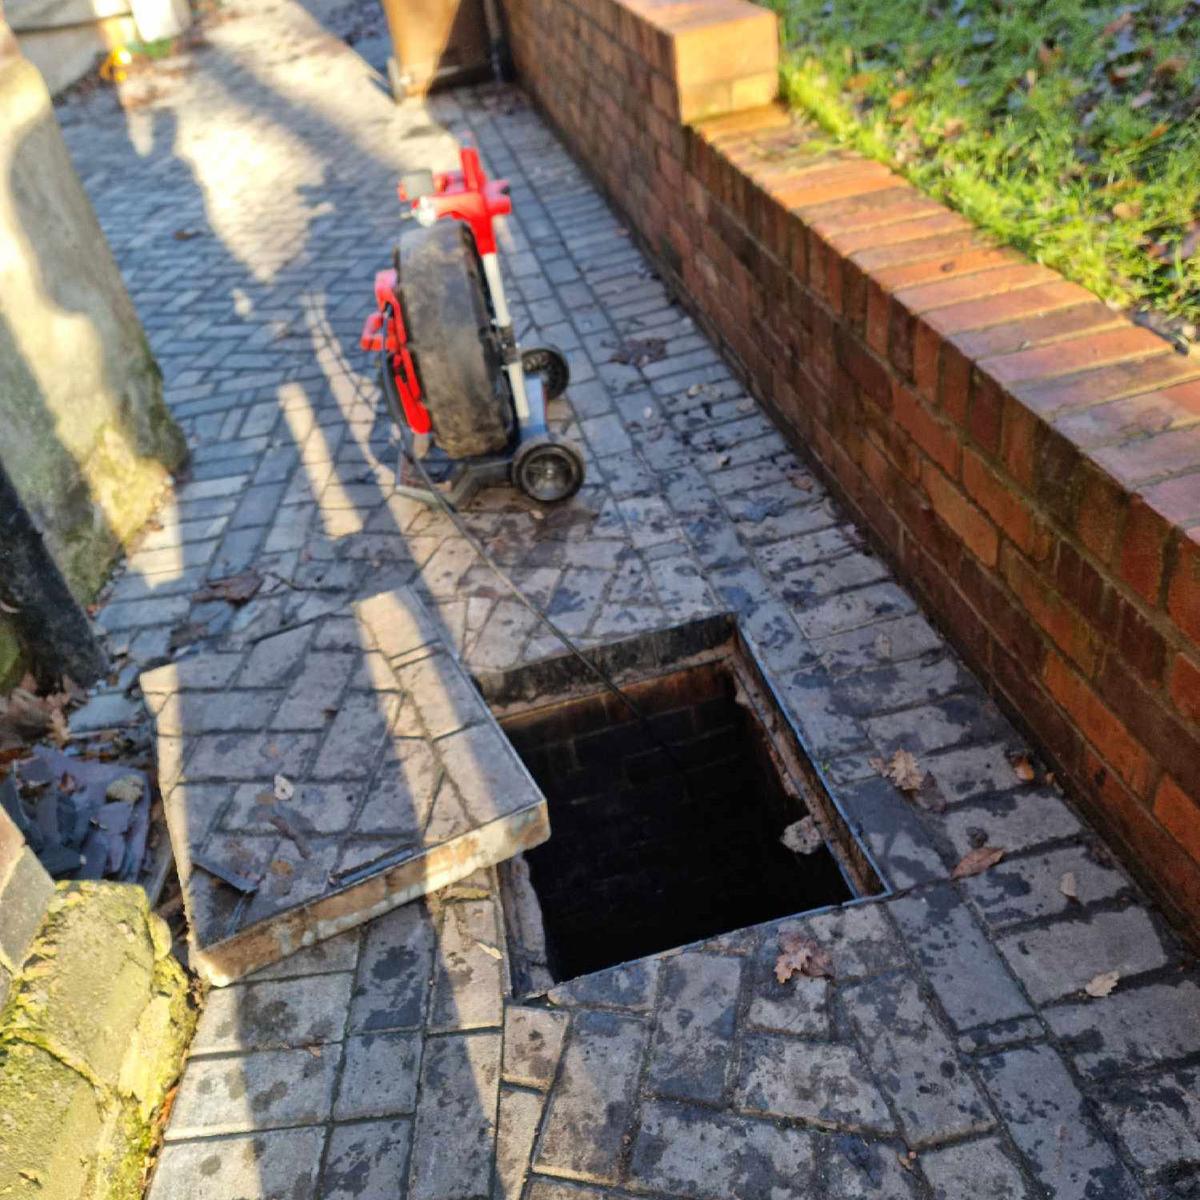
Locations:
512;435;585;504
521;346;570;401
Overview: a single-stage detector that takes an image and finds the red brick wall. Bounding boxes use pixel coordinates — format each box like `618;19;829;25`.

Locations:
503;0;1200;934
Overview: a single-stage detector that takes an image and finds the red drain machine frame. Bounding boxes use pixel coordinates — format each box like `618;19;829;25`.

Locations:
361;146;585;507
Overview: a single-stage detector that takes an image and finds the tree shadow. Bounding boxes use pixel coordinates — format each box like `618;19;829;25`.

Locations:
50;33;543;1199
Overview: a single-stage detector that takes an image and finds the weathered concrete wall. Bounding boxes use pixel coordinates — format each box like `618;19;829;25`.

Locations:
0;808;197;1200
0;16;185;685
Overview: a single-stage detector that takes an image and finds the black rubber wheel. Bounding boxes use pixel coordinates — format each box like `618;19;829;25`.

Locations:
512;436;585;503
398;222;511;459
521;345;570;401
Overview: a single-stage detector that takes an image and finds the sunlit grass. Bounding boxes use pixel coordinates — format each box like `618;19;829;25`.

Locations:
768;0;1200;325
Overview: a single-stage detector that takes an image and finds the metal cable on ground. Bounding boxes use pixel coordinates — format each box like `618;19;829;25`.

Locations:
375;315;691;774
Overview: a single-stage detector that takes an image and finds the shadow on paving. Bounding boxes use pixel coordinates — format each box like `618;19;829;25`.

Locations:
53;1;1200;1197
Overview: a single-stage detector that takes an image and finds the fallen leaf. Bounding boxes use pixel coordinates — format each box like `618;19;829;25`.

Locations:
871;748;925;793
1129;90;1155;110
846;71;876;91
475;941;503;960
941;117;966;139
774;933;835;983
1102;11;1133;36
1059;871;1079;901
951;845;1005;879
609;337;667;368
173;228;203;240
889;88;913;111
1085;970;1119;998
781;816;823;855
1011;753;1036;783
269;859;293;877
192;569;263;606
1155;55;1186;79
1113;199;1144;220
274;774;295;801
303;1044;323;1058
1036;42;1061;68
0;598;18;614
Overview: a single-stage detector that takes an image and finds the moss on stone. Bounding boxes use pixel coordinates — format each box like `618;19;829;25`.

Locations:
0;617;23;691
0;882;197;1200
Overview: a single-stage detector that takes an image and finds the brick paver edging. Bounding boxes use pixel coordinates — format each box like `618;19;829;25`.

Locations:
502;0;1200;938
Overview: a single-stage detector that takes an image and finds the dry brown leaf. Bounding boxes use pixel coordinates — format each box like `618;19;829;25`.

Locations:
1085;970;1119;998
1059;871;1079;902
269;859;294;877
781;816;823;856
871;748;925;793
1011;753;1036;783
941;117;966;139
193;569;263;607
774;933;835;984
951;845;1005;879
1155;55;1186;79
846;71;876;91
475;941;503;960
889;88;913;110
1113;199;1144;220
1102;11;1133;36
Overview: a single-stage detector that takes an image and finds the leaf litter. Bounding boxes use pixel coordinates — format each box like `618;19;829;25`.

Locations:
951;845;1005;878
775;933;835;983
780;815;824;855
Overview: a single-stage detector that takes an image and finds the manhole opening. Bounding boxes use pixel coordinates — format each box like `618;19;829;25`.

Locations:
489;619;883;990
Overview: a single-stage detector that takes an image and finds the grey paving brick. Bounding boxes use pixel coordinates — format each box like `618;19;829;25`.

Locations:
429;899;504;1032
845;971;992;1146
494;1087;544;1200
166;1047;339;1138
396;650;485;739
980;1044;1142;1200
191;973;354;1052
534;1009;650;1183
923;743;1025;805
1098;1064;1200;1175
890;885;1032;1030
502;1006;570;1089
940;791;1082;859
793;582;915;640
334;1031;421;1119
270;653;357;729
836;777;945;891
546;957;659;1011
736;1035;894;1133
824;1134;924;1198
311;690;397;779
630;1100;816;1198
350;902;437;1032
646;951;742;1103
149;1127;325;1200
998;907;1170;1004
813;612;944;677
238;624;317;687
323;1119;413;1200
409;1032;502;1200
963;844;1130;928
921;1137;1033;1199
1044;979;1200;1078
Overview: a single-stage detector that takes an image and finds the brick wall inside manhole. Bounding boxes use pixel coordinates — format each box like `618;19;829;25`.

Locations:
488;619;883;987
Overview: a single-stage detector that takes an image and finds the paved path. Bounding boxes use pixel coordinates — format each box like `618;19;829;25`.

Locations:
59;1;1200;1197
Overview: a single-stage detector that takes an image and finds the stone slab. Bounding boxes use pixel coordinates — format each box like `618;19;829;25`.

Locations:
150;589;549;984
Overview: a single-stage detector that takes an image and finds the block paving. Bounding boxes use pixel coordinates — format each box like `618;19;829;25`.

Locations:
55;0;1200;1196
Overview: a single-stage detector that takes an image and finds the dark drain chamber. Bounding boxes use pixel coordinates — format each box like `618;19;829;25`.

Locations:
493;625;880;985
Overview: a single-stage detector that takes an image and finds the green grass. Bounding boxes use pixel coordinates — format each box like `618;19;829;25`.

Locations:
768;0;1200;326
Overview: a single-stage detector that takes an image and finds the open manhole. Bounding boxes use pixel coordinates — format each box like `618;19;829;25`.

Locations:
480;616;884;990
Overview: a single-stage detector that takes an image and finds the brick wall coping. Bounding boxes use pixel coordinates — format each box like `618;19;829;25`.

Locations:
506;0;1200;930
